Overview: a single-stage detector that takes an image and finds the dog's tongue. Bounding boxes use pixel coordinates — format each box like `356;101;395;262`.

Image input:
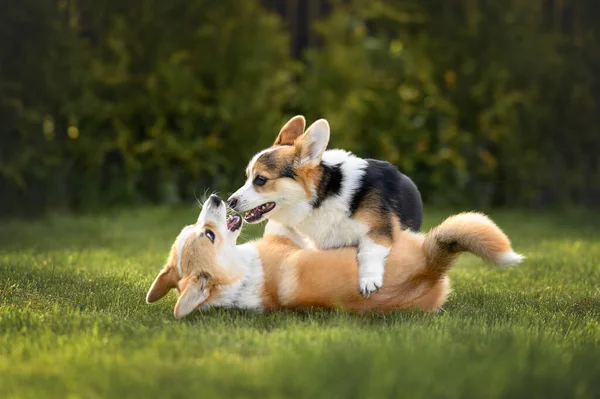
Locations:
227;215;242;231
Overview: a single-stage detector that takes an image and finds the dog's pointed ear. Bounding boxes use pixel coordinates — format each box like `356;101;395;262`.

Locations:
295;119;330;166
273;115;306;146
146;266;178;303
173;276;210;319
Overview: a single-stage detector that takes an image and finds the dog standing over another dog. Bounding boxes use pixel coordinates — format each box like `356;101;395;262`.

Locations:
227;116;423;297
146;195;523;318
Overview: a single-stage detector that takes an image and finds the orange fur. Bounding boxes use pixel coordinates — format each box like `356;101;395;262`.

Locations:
256;224;437;312
422;212;513;276
273;115;305;146
293;162;322;199
258;213;511;312
251;212;520;313
146;225;241;309
353;203;394;247
251;145;320;199
147;209;522;316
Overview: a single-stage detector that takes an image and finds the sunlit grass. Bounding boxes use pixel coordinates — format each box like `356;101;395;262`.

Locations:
1;206;599;398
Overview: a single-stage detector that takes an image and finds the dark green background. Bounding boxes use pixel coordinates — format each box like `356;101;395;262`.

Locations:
1;0;599;214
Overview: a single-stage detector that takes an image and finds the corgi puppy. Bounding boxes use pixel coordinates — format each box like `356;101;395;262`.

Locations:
227;116;423;297
146;195;523;318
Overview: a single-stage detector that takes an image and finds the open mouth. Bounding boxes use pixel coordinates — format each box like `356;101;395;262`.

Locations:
244;202;276;223
227;215;242;232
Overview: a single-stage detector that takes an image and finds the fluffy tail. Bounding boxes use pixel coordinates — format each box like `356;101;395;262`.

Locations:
422;212;524;276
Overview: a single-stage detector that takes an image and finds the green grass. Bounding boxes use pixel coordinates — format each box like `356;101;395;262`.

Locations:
1;206;599;399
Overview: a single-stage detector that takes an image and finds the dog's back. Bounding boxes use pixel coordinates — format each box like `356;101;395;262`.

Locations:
351;159;423;231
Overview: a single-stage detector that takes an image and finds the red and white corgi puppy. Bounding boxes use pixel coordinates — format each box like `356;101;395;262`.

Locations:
146;195;523;318
227;116;424;297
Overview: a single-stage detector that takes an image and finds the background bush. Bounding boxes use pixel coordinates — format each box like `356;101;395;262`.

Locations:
1;0;599;214
299;0;600;207
0;0;295;212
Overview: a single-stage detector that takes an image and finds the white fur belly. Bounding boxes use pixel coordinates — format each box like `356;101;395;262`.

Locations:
296;207;368;249
210;243;264;310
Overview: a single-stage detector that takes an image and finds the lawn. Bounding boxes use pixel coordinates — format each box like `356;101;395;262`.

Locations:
0;206;599;399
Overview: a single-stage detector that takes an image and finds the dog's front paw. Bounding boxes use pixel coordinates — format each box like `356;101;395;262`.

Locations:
359;276;382;297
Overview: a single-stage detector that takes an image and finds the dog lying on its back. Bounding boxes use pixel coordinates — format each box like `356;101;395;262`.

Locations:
227;116;423;296
146;195;523;318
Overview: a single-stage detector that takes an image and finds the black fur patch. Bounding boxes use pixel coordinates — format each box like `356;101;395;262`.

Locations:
311;164;343;208
257;151;278;171
257;151;296;180
280;164;296;179
350;160;423;231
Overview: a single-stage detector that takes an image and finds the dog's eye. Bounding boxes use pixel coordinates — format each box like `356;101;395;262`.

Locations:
253;175;267;187
205;229;215;243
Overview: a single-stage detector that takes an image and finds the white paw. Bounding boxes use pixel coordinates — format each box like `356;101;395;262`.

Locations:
359;276;383;297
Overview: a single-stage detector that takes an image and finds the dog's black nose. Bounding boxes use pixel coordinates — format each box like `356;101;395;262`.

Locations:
227;197;238;209
209;194;222;207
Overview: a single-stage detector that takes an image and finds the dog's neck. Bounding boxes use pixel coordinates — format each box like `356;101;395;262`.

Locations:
263;220;310;247
268;163;331;228
206;243;264;310
267;150;365;230
205;222;305;311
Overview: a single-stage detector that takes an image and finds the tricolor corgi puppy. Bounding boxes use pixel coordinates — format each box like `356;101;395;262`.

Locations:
145;195;523;318
227;116;424;297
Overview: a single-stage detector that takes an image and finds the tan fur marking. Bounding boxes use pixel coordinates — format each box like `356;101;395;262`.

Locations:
423;212;512;276
146;265;179;303
353;191;394;246
292;120;329;167
150;222;242;310
251;146;299;194
250;212;518;313
250;145;321;200
146;241;180;302
293;163;321;198
273;115;306;146
179;234;217;277
254;234;299;309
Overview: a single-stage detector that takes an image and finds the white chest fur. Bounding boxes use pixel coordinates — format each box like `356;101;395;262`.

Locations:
294;149;369;249
295;206;368;249
207;243;265;310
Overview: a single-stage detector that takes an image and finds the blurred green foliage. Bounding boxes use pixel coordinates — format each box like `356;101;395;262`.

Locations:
1;0;599;214
299;0;600;207
0;0;296;212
